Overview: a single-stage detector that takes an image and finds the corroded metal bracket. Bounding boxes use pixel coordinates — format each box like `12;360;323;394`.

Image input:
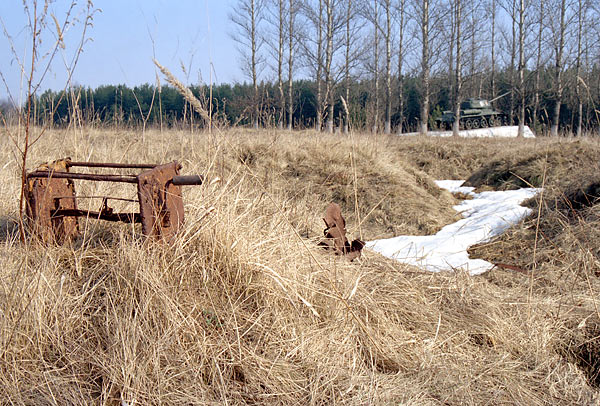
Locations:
25;158;203;243
319;203;365;261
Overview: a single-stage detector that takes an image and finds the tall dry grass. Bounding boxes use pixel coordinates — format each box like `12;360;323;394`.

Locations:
0;128;599;405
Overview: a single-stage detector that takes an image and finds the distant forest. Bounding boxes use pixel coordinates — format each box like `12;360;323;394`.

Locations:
3;0;600;135
15;63;600;134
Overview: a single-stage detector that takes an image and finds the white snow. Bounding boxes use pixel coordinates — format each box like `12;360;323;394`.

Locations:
400;125;536;138
366;181;540;275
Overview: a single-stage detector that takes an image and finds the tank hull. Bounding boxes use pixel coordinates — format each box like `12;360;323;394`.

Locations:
435;98;507;130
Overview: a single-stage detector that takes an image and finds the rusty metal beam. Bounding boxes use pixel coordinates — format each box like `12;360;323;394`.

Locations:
53;195;139;203
52;209;141;223
67;162;159;169
28;171;138;184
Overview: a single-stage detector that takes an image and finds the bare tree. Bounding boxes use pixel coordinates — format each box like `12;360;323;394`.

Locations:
373;0;380;133
499;0;517;125
230;0;265;129
276;0;286;128
549;0;567;136
419;0;430;135
517;0;525;137
489;0;497;98
344;0;353;133
532;0;545;132
452;0;463;137
339;0;364;133
324;0;335;133
380;0;392;134
574;0;587;137
288;0;296;130
396;0;407;135
316;0;324;130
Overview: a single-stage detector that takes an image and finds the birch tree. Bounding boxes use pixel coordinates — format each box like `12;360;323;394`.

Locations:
344;0;352;133
372;0;380;133
489;0;497;98
305;0;325;130
230;0;265;129
549;0;567;136
452;0;462;136
499;0;517;125
517;0;525;137
418;0;430;135
574;0;587;137
324;0;335;133
384;0;392;134
532;0;545;132
288;0;296;130
277;0;286;128
396;0;407;135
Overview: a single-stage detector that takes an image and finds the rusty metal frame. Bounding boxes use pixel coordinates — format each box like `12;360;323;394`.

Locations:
319;203;365;261
25;158;202;243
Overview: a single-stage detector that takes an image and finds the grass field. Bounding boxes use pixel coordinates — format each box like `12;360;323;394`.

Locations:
1;127;599;405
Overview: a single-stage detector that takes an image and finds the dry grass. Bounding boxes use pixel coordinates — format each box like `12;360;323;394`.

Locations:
0;128;599;405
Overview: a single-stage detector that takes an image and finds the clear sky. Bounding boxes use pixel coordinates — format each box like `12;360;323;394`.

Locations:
0;0;244;103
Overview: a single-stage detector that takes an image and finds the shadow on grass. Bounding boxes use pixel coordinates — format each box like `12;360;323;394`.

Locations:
0;217;20;242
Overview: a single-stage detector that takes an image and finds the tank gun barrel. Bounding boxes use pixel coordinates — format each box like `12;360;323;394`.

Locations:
489;91;510;104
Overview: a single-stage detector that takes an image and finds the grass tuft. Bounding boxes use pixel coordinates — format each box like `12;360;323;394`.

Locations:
0;128;599;404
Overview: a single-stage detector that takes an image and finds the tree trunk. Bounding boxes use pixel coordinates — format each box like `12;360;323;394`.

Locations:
420;0;430;135
251;0;259;129
550;0;566;137
448;1;455;108
575;0;583;137
491;0;496;99
278;0;285;129
508;0;516;126
344;0;352;134
517;0;525;137
384;0;392;134
373;0;379;133
397;0;405;135
325;0;334;133
316;0;323;131
533;0;544;133
452;0;462;137
287;0;294;130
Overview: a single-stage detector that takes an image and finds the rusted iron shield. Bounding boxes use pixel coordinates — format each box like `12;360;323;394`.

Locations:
137;162;184;239
26;159;79;243
321;203;364;260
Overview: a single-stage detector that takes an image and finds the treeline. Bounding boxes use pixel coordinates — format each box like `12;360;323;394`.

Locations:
224;0;600;135
4;0;600;135
17;61;600;134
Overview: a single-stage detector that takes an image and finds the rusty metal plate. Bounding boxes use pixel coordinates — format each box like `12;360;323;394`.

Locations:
137;162;184;239
26;159;79;243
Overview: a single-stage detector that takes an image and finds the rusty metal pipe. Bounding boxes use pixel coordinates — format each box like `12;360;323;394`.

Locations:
171;175;203;186
67;162;158;169
28;171;138;184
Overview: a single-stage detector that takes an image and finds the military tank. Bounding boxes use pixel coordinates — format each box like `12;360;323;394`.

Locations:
436;96;507;130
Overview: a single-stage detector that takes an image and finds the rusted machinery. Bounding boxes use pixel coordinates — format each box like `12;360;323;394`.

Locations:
319;203;364;260
25;158;203;243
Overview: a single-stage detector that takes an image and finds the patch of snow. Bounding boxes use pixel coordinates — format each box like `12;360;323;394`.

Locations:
400;125;536;138
366;181;540;275
434;180;475;196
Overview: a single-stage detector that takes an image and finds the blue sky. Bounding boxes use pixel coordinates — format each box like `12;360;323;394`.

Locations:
0;0;244;102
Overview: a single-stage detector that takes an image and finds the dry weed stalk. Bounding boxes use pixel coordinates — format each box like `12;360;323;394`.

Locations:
153;59;210;123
